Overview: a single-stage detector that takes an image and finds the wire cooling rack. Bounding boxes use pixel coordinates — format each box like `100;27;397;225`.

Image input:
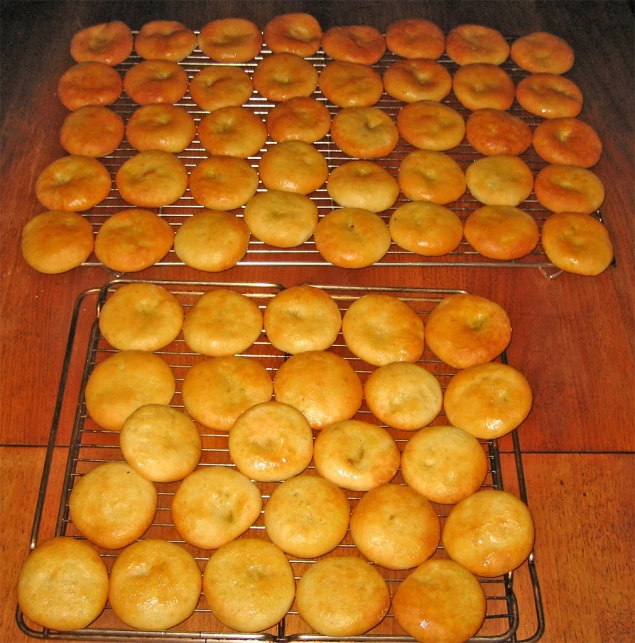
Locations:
19;279;544;642
64;35;608;277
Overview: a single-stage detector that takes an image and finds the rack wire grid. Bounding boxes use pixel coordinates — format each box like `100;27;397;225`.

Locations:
57;34;607;278
19;279;544;643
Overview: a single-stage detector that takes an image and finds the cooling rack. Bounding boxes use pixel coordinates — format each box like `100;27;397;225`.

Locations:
18;279;544;642
65;35;608;278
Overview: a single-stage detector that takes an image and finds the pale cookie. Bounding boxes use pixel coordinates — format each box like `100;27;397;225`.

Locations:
350;483;440;570
203;539;295;633
99;282;184;351
393;559;486;643
172;466;262;549
183;289;263;357
342;293;425;366
182;356;273;430
18;537;108;632
296;556;390;637
126;104;196;153
263;284;342;354
443;490;535;577
120;404;201;482
264;473;350;558
364;362;442;430
273;350;363;429
326;160;399;212
85;350;175;431
425;293;512;369
229;401;314;482
313;419;400;490
466;155;534;207
108;540;201;630
174;209;250;272
401;425;488;504
69;462;157;549
21;210;94;274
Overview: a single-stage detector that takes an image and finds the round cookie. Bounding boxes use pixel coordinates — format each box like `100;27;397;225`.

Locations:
116;150;188;207
541;211;614;276
534;165;605;214
85;350;175;430
123;60;188;104
465;108;533;156
35;155;111;211
393;559;486;643
266;96;331;143
443;489;535;577
18;537;108;632
397;100;465;151
263;284;342;354
342;293;424;366
172;466;262;549
453;63;515;111
330;106;399;158
109;540;201;630
389;201;463;256
318;60;384;107
401;425;488;504
466;155;534;207
511;31;575;74
350;483;440;570
69;462;157;549
386;18;445;60
444;362;533;439
198;18;262;62
182;356;273;430
446;24;510;66
182;289;263;357
273;350;363;429
57;61;122;110
99;282;183;351
516;73;583;119
189;156;258;210
203;539;295;633
229;401;314;482
189;65;254;112
425;293;512;369
134;20;196;61
174;209;250;272
384;59;452;103
60;105;124;157
326;160;399;212
243;190;318;248
313;419;400;491
21;210;94;274
258;140;328;194
253;52;318;101
532;117;603;168
264;12;322;56
398;150;466;204
314;207;391;268
126;104;196;153
70;20;133;66
296;556;390;637
198;106;267;158
464;205;540;260
364;362;442;430
264;474;350;558
321;25;386;65
120;404;201;482
94;208;174;273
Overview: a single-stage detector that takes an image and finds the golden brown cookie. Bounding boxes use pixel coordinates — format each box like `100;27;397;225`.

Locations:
397;100;465;151
511;31;574;74
453;63;515;111
258;140;328;194
198;18;263;63
57;61;123;110
198;106;267;158
516;73;583;118
532;117;603;168
264;12;323;56
189;65;254;112
398;150;466;204
125;104;196;153
134;20;196;61
318;60;383;107
384;60;452;103
321;25;386;65
123;60;188;104
465;108;533;156
253;52;319;101
386;18;445;60
446;24;510;65
330;106;399;158
534;164;605;214
60;105;124;157
265;96;331;143
70;21;133;66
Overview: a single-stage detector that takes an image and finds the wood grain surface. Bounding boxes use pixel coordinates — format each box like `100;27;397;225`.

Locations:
1;1;633;642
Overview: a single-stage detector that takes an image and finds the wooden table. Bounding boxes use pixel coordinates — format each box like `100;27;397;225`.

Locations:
1;1;633;641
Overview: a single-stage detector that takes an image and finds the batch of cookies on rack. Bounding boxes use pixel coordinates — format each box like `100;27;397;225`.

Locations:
21;14;614;277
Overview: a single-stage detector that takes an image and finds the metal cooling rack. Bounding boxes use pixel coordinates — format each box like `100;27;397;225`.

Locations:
66;35;607;278
19;279;544;643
